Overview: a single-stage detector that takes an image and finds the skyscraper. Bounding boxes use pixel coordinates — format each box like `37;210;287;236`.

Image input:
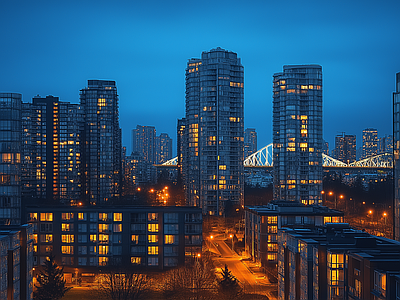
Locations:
362;128;378;159
0;93;22;225
244;128;257;158
80;80;121;205
155;133;172;164
22;95;82;204
333;133;357;163
132;125;156;164
379;134;393;154
394;72;400;241
184;47;244;215
273;65;323;205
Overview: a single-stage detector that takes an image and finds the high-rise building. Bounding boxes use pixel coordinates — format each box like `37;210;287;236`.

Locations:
177;118;187;190
244;128;257;158
183;47;244;215
333;133;357;163
323;140;329;155
0;93;22;225
379;134;393;154
22;95;82;204
132;125;156;164
272;65;323;205
362;128;378;159
156;133;172;164
394;72;400;241
80;80;121;205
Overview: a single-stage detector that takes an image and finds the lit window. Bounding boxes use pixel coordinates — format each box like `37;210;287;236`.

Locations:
148;235;158;244
61;213;73;220
267;216;277;224
148;246;158;255
165;235;178;244
61;223;73;231
78;213;86;220
148;224;159;232
99;246;109;255
90;235;97;242
61;246;74;254
40;234;53;243
99;234;109;243
40;213;53;222
99;213;109;221
98;224;110;233
113;213;122;222
61;235;74;243
131;257;141;265
29;213;38;221
98;257;108;266
33;234;38;244
113;224;122;232
148;213;158;222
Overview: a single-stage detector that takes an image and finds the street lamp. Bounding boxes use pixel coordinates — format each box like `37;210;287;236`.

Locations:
229;234;234;252
383;212;387;225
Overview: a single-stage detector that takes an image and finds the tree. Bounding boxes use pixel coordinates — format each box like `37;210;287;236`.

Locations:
34;255;70;300
96;271;151;300
219;265;242;300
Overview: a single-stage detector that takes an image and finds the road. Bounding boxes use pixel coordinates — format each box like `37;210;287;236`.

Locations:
207;234;277;299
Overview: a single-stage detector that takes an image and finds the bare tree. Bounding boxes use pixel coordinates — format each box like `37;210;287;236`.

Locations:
161;256;218;300
96;271;150;300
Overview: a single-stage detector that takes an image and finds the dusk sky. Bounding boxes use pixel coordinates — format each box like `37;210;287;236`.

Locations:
1;0;399;156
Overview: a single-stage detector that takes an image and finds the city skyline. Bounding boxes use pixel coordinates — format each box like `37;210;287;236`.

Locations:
1;1;399;155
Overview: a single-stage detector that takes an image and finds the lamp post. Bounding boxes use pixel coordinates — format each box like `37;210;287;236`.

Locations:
229;234;234;252
383;212;387;225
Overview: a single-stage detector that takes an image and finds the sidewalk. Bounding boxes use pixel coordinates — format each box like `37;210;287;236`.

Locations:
240;259;271;285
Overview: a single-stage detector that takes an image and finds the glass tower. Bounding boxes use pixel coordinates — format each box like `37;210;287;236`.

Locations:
244;128;257;158
184;47;244;215
0;93;22;225
362;128;378;159
80;80;121;205
132;125;156;164
273;65;323;205
394;72;400;241
334;133;357;163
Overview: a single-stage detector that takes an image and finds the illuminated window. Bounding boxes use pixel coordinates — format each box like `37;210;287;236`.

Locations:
99;246;109;255
148;213;158;222
267;243;278;252
29;213;38;221
90;235;97;242
40;234;53;243
61;223;73;232
113;213;122;222
131;235;139;244
61;213;73;220
219;165;226;170
148;224;159;232
267;226;277;234
61;235;74;243
131;257;141;265
165;235;178;244
148;246;158;255
98;224;110;233
99;257;108;266
40;213;53;222
78;213;86;220
99;213;109;221
148;235;158;244
374;271;386;297
267;216;277;224
61;246;74;254
267;253;277;261
97;98;106;107
99;234;109;243
33;234;38;244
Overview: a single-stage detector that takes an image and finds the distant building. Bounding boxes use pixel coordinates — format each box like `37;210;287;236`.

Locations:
273;65;323;205
132;125;156;164
244;202;343;271
177;118;187;190
0;93;22;225
26;205;202;283
379;134;393;154
183;47;244;215
334;133;356;163
323;140;329;156
394;72;400;241
80;80;122;205
0;224;34;300
278;224;400;300
125;151;156;186
244;128;257;158
22;95;82;204
362;128;378;159
156;133;172;164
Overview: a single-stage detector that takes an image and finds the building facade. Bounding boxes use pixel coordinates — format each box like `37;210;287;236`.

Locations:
272;65;323;205
21;96;82;204
378;134;393;154
132;125;156;164
244;128;257;158
244;202;343;272
362;128;378;159
0;225;34;300
26;206;202;283
0;93;22;225
80;80;121;205
394;72;400;241
156;133;172;164
278;224;400;300
334;133;357;164
183;47;244;215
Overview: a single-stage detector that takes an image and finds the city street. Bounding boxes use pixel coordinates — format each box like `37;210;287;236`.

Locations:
207;234;277;300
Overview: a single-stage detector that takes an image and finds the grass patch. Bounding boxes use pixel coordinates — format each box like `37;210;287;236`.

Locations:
61;287;94;300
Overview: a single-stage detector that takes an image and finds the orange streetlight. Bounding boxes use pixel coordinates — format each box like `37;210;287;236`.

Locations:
137;187;141;191
210;235;214;240
383;212;387;225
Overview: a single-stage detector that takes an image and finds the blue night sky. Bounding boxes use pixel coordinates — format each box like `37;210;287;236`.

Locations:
1;0;399;155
